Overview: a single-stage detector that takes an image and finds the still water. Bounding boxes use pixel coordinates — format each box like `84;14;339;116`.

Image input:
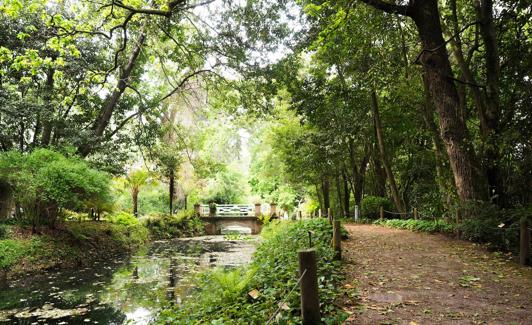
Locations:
0;236;256;324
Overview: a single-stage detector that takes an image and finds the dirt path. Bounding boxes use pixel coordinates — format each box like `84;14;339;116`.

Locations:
340;224;532;325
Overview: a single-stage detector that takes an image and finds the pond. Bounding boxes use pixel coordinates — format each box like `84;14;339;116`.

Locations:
0;236;257;324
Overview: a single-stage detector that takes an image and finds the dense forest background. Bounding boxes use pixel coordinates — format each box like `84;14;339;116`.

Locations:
0;0;531;247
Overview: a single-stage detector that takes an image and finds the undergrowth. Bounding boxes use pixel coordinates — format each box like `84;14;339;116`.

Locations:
375;218;455;233
143;210;205;239
157;219;347;324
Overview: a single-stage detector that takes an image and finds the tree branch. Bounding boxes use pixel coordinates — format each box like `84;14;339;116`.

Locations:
358;0;411;16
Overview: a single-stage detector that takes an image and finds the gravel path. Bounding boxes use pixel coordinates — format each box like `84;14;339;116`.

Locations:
340;224;532;325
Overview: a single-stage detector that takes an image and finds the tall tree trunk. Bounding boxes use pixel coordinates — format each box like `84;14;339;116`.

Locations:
373;150;387;197
371;89;406;213
475;0;504;206
335;173;345;217
132;187;139;217
169;169;175;215
41;67;55;146
421;73;455;208
360;0;488;204
342;171;350;217
78;32;146;156
315;184;324;214
410;0;487;203
322;178;330;213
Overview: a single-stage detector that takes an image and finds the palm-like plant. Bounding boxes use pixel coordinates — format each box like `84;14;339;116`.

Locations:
125;169;150;217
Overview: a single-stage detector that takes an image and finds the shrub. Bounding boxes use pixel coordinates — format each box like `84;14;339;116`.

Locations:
158;219;347;324
375;218;455;233
106;211;139;226
361;195;393;219
0;224;10;239
0;239;29;270
0;149;110;228
143;210;204;239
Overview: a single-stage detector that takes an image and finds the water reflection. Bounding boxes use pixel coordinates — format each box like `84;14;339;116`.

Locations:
0;236;256;324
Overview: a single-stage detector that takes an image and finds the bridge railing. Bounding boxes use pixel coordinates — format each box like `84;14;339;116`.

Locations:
196;203;277;217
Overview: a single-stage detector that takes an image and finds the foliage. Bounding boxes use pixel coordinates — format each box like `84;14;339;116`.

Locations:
158;219;347;324
0;221;148;274
455;203;530;252
0;239;29;270
202;168;247;204
256;213;272;225
0;224;10;239
143;210;205;239
375;219;455;234
106;211;139;227
0;149;110;227
361;196;393;219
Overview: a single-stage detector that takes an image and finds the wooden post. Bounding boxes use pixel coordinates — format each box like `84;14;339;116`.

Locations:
333;220;342;260
379;206;384;220
327;207;333;224
254;203;261;218
354;205;359;222
413;207;418;220
520;217;530;266
298;249;320;324
270;203;277;218
298;210;303;220
194;203;201;217
318;209;322;218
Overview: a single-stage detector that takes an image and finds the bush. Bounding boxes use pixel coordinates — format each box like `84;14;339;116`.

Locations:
158;219;347;324
143;210;204;239
106;211;139;226
0;224;10;239
0;239;29;270
0;149;110;228
361;195;393;219
375;218;455;233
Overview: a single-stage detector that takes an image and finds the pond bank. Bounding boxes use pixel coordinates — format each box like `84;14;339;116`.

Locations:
1;221;149;281
0;235;257;324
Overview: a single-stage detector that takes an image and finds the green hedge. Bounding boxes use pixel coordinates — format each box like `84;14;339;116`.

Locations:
375;218;455;233
157;219;347;324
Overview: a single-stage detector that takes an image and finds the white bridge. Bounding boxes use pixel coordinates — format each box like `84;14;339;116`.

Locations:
195;203;278;235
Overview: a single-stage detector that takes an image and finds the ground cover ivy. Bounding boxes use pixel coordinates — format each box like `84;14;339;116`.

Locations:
157;218;347;324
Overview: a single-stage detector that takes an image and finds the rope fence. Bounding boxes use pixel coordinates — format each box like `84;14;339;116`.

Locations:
266;269;307;324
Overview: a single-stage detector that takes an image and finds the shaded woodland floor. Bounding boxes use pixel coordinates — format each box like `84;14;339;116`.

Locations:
340;224;532;325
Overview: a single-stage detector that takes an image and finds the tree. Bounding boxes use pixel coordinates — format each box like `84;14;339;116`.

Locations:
124;169;151;217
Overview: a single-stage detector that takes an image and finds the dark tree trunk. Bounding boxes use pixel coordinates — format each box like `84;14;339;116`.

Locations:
371;90;406;213
342;171;350;217
322;178;330;213
335;173;345;217
421;73;455;208
132;188;139;217
41;67;55;146
19;122;24;152
169;169;175;215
